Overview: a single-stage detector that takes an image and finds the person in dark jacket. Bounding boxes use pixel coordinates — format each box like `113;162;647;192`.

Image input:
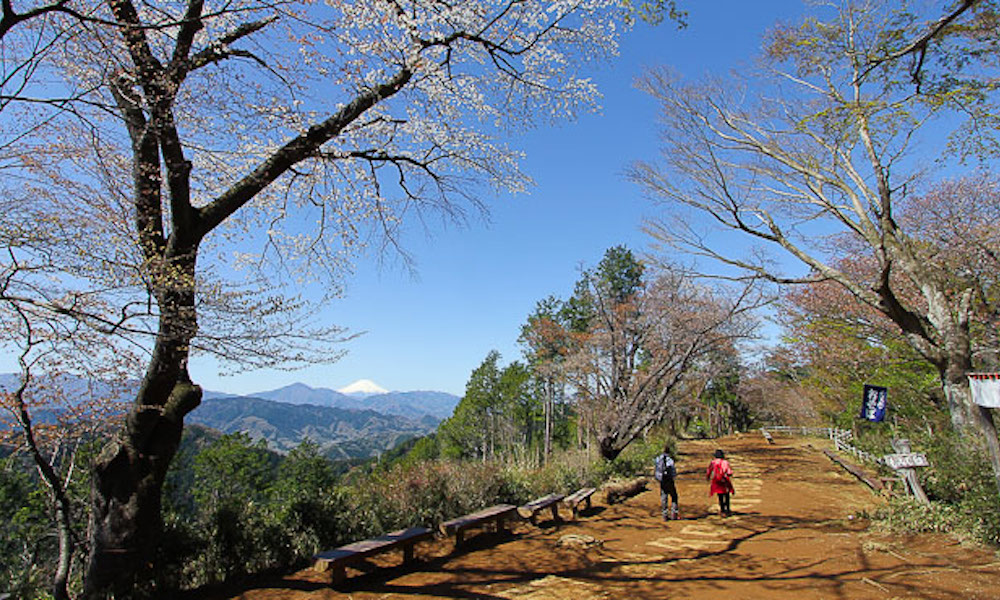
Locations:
654;441;679;521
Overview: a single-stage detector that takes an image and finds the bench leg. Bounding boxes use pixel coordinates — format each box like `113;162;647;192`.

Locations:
330;565;346;585
549;504;560;522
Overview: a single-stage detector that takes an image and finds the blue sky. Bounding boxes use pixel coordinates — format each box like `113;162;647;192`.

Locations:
193;2;805;397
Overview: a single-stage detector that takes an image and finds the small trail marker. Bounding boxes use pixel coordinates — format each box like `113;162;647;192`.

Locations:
883;439;929;505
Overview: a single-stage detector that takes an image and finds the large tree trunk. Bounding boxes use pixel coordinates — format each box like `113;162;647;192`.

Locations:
84;379;201;598
598;434;623;461
942;357;974;430
84;248;202;598
938;318;978;433
940;353;1000;499
975;405;1000;498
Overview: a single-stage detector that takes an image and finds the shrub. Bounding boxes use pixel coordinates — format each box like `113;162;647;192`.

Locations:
862;426;1000;548
0;458;53;599
595;435;664;481
520;453;593;496
869;496;961;535
344;459;531;537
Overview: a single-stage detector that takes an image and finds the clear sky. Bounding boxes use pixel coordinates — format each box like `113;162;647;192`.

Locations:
192;2;806;397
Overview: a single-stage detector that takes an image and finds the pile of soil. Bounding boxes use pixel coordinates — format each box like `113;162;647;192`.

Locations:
195;435;1000;600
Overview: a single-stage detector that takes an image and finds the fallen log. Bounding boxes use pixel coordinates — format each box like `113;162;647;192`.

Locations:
602;477;649;504
823;450;883;491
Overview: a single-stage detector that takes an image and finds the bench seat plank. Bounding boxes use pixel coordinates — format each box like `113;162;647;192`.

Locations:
440;504;518;544
519;493;565;524
563;487;597;519
313;526;434;581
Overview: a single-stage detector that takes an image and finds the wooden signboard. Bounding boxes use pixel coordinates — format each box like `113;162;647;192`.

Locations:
882;452;930;470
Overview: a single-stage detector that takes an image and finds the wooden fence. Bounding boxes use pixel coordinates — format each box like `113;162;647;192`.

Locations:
760;425;885;466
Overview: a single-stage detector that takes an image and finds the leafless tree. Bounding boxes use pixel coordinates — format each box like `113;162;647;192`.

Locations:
631;0;1000;493
564;264;759;459
2;0;633;594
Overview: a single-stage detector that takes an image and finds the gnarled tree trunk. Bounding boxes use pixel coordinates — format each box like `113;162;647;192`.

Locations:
84;249;203;597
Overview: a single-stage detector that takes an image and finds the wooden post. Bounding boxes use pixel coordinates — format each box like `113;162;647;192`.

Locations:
887;439;930;505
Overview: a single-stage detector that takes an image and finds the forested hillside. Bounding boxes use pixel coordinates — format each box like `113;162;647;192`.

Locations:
190;396;439;459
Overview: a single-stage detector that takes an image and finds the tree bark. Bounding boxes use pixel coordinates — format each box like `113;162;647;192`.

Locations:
52;487;73;600
84;379;202;598
599;435;622;461
975;405;1000;498
84;248;204;598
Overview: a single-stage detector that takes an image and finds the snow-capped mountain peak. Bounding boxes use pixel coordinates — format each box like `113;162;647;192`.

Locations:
337;379;389;397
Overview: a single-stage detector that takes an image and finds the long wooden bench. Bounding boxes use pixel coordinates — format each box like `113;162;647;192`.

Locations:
313;526;434;583
518;493;565;524
563;487;597;519
439;504;518;545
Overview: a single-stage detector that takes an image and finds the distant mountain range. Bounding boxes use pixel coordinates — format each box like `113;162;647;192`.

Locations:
1;375;460;460
188;395;441;460
204;382;459;421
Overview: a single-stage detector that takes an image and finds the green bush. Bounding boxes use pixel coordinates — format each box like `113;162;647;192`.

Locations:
858;426;1000;548
869;496;961;535
156;434;351;591
344;459;531;537
594;435;667;481
520;454;593;496
0;457;53;599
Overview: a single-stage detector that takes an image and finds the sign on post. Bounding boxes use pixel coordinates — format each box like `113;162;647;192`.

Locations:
884;439;929;505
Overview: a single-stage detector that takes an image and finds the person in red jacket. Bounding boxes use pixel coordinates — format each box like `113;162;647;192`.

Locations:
706;449;735;516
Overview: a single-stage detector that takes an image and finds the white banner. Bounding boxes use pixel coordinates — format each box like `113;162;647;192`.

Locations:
969;375;1000;408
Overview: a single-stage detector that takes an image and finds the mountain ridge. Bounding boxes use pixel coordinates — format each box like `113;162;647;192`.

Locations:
1;373;459;461
203;383;458;420
187;395;441;460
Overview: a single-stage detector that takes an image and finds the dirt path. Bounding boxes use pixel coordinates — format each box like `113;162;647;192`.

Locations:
200;435;1000;600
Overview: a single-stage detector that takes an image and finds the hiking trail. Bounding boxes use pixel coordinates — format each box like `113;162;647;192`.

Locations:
196;435;1000;600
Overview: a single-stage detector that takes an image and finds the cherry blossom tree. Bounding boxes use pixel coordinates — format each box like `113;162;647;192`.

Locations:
1;0;645;594
0;252;134;599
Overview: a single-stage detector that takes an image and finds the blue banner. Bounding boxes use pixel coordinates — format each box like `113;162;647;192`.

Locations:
861;384;887;422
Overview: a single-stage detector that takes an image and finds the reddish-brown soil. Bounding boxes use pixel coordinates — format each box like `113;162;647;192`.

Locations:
196;435;1000;600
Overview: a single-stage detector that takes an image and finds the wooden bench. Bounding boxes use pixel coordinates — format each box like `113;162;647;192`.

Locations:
563;487;597;519
518;493;565;524
439;504;518;545
313;526;434;583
